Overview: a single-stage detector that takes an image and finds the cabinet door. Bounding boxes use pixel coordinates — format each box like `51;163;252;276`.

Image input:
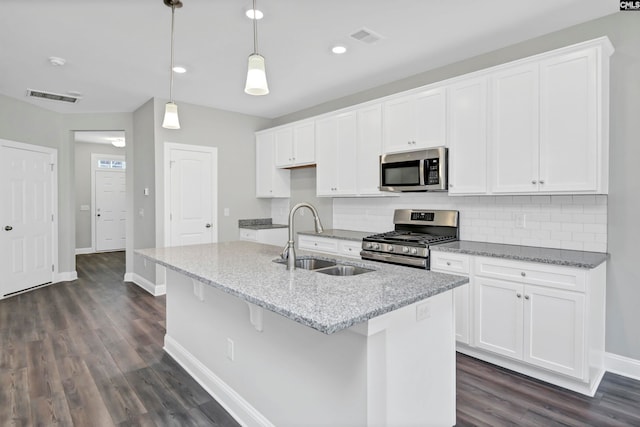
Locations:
414;87;446;149
335;113;358;195
292;121;315;165
523;285;586;379
474;278;523;360
454;284;470;345
491;63;540;193
315;116;338;196
274;127;294;167
256;132;290;198
448;77;488;194
356;104;384;195
383;95;415;153
539;48;598;193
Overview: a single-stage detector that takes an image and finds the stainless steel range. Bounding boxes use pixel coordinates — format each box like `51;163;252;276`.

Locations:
360;209;459;269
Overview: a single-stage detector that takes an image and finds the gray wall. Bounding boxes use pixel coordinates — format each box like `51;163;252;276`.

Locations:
74;141;126;250
273;12;640;360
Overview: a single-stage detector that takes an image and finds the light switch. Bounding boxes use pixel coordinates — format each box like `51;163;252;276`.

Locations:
138;208;144;217
224;208;230;217
80;204;90;211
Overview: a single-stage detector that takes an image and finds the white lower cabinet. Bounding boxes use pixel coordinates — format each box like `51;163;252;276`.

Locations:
239;227;288;247
430;251;471;345
432;250;606;396
298;234;361;259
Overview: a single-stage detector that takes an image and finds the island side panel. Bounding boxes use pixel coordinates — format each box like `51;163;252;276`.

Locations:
164;268;369;426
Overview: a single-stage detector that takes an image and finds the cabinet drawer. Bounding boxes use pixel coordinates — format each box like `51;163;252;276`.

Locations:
338;240;362;259
475;257;586;292
298;235;338;254
430;251;470;275
239;228;258;241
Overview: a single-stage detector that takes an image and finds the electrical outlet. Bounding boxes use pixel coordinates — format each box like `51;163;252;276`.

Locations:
416;301;431;321
514;213;526;229
227;338;235;361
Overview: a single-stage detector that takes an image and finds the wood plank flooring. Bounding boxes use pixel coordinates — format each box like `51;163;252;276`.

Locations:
1;251;639;426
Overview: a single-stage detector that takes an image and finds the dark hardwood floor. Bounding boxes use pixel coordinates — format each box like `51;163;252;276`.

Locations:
1;251;639;426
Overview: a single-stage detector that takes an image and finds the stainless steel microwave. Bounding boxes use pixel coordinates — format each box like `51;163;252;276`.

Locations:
379;147;448;192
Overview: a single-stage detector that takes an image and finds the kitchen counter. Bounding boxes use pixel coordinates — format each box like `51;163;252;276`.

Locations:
297;228;373;241
432;240;608;269
238;217;287;230
138;241;461;426
137;241;467;334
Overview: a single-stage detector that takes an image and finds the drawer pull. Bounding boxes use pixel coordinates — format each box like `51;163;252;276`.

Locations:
525;295;530;300
521;272;526;277
516;293;522;298
446;261;451;266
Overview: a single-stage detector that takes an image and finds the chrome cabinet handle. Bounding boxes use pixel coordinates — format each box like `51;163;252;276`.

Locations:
4;226;13;231
516;293;522;298
525;295;530;300
521;272;526;277
446;262;451;266
206;223;212;228
539;180;545;184
531;180;537;184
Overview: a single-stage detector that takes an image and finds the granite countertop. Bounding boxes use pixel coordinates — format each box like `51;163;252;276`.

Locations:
431;240;608;269
297;229;374;242
136;241;467;334
238;218;287;230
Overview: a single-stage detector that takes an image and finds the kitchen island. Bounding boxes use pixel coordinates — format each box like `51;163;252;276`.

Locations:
137;241;468;427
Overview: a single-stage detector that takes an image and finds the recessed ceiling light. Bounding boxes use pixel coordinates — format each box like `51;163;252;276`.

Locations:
49;56;66;66
331;45;347;55
173;66;187;74
246;8;263;19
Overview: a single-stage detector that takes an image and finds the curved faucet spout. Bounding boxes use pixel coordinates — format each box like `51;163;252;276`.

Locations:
282;203;324;270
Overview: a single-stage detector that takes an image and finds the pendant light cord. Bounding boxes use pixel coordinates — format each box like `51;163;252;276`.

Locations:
252;0;258;54
169;4;176;103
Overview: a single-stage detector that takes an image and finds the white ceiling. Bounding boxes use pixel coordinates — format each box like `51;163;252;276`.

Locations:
1;0;618;119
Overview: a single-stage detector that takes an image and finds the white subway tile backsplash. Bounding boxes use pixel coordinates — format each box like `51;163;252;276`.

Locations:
332;194;608;252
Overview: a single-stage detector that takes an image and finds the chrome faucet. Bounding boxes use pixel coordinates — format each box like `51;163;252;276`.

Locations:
281;202;324;270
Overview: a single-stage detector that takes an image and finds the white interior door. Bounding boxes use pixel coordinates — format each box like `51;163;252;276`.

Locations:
0;142;55;296
95;169;126;251
167;144;218;247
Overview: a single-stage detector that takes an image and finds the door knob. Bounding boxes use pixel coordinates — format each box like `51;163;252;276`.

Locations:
97;214;101;217
205;223;212;228
4;226;12;231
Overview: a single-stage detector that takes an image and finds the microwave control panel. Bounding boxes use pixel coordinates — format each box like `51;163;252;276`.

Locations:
425;158;440;185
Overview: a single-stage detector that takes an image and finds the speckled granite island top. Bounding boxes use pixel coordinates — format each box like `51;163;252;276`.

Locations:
136;241;467;334
238;218;287;230
432;240;608;269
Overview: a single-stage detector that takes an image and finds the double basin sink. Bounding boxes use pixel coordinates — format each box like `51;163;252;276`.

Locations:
274;257;374;276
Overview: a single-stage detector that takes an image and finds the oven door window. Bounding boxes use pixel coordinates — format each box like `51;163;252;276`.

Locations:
382;160;421;186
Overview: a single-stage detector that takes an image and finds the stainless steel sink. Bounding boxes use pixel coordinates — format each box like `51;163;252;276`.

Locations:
273;257;336;270
315;265;374;276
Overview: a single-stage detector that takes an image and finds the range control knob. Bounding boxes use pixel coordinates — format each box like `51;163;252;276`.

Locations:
373;243;381;250
410;248;418;255
402;246;409;254
387;245;394;252
365;242;373;249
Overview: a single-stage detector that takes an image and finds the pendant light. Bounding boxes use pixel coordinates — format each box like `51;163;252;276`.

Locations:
244;0;269;96
162;0;183;129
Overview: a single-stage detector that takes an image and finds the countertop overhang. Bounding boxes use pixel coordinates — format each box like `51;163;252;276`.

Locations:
136;241;468;334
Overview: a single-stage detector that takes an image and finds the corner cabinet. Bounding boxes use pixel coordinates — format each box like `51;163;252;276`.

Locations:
382;86;446;154
490;40;612;195
274;120;315;168
255;132;290;198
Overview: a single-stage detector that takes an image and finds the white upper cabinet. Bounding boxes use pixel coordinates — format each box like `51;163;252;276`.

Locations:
383;86;446;153
539;48;599;193
316;112;358;196
255;132;290;198
356;104;385;196
490;40;611;195
275;120;315;168
448;76;488;195
490;63;540;193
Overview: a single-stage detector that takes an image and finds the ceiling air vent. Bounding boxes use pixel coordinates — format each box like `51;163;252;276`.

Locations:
350;27;383;45
26;89;81;104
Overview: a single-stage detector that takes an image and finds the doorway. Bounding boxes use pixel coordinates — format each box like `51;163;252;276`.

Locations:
164;143;218;247
0;139;58;297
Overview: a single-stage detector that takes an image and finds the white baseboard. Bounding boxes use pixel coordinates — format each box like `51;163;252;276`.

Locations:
605;352;640;381
54;271;78;283
75;247;94;255
164;335;274;427
124;272;166;296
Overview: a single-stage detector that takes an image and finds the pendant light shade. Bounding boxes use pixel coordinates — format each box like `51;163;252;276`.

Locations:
162;0;182;129
162;102;180;129
245;54;269;95
245;0;269;96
